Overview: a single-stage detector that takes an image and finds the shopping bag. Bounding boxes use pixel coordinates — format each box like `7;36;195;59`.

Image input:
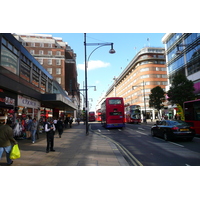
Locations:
10;144;21;159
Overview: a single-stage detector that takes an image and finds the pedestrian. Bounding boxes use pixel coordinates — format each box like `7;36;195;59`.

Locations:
64;117;69;129
77;117;80;125
69;117;73;128
45;119;56;153
0;120;18;165
26;116;32;139
53;118;58;133
57;118;64;138
30;118;38;143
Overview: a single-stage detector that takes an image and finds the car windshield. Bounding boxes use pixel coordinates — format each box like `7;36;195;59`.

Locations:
169;120;189;126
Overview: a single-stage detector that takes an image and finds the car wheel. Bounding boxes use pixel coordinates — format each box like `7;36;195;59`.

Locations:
164;133;168;141
151;130;155;137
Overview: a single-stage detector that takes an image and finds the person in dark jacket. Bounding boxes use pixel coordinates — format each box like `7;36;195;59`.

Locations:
45;120;56;153
57;118;64;138
0;120;18;165
69;117;73;128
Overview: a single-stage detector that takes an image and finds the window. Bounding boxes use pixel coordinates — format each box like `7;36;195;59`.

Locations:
48;43;52;48
38;59;43;64
8;42;12;50
1;45;18;74
2;37;7;45
40;43;44;47
109;99;122;104
140;68;149;72
47;68;52;74
56;59;61;65
30;50;35;54
48;51;52;55
39;50;43;55
31;43;35;47
56;51;61;56
56;77;61;84
48;59;52;65
22;42;26;46
56;68;61;74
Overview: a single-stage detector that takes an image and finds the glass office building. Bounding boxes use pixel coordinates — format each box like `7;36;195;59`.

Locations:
162;33;200;96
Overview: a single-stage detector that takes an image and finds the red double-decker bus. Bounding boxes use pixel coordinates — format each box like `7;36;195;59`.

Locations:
101;97;125;128
125;104;141;124
89;111;96;122
96;109;101;122
184;99;200;136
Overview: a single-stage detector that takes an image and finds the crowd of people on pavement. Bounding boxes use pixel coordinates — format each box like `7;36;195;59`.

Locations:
0;115;81;165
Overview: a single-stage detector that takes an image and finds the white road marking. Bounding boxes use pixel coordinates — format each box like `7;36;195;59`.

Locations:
185;164;190;166
136;131;147;135
118;129;122;131
168;141;184;148
154;137;185;147
138;127;145;130
98;129;101;132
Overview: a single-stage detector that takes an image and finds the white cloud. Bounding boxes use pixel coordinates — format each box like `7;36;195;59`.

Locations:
77;60;110;71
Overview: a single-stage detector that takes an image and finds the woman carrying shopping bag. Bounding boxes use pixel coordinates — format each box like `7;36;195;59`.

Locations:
0;120;18;165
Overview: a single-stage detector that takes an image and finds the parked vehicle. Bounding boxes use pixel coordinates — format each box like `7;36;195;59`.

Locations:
151;120;195;141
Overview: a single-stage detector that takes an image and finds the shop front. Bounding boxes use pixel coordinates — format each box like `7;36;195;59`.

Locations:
0;88;17;124
17;95;41;120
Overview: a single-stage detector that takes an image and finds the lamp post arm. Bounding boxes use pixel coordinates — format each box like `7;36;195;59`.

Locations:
87;43;112;62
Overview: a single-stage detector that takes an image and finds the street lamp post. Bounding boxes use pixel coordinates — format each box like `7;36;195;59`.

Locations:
84;33;115;135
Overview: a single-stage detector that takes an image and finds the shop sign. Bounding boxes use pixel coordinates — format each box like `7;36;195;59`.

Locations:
18;95;41;109
0;88;15;106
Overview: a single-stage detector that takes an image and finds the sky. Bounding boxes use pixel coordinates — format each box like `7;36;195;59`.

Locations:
47;33;165;111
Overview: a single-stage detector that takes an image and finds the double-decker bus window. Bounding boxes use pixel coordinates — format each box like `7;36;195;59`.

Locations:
109;99;122;104
185;103;194;120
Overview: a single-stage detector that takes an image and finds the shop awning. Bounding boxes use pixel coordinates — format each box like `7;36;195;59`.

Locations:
41;93;77;111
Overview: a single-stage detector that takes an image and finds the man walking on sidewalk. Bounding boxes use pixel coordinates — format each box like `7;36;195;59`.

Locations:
0;120;18;165
45;119;56;153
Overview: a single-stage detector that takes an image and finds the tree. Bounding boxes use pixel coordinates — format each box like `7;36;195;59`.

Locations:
167;73;196;109
149;86;165;119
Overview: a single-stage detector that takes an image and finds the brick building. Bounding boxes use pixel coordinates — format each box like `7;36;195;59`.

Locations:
13;33;80;110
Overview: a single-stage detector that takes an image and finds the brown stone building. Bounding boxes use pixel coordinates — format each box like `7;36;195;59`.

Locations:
13;33;80;111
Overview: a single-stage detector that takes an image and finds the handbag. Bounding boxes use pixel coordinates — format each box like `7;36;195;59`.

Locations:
10;144;21;159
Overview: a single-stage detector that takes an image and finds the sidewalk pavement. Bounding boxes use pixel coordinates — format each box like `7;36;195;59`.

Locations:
0;122;129;166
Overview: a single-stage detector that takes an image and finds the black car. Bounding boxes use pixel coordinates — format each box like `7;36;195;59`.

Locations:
151;120;195;141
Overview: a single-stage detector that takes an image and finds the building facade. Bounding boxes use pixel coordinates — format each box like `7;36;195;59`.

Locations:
100;47;167;120
13;33;80;109
0;33;76;124
162;33;200;96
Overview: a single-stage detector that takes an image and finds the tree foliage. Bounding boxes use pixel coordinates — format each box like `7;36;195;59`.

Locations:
149;86;165;112
167;73;196;109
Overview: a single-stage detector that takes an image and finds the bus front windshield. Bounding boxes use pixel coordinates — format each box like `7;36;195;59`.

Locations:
109;99;122;105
